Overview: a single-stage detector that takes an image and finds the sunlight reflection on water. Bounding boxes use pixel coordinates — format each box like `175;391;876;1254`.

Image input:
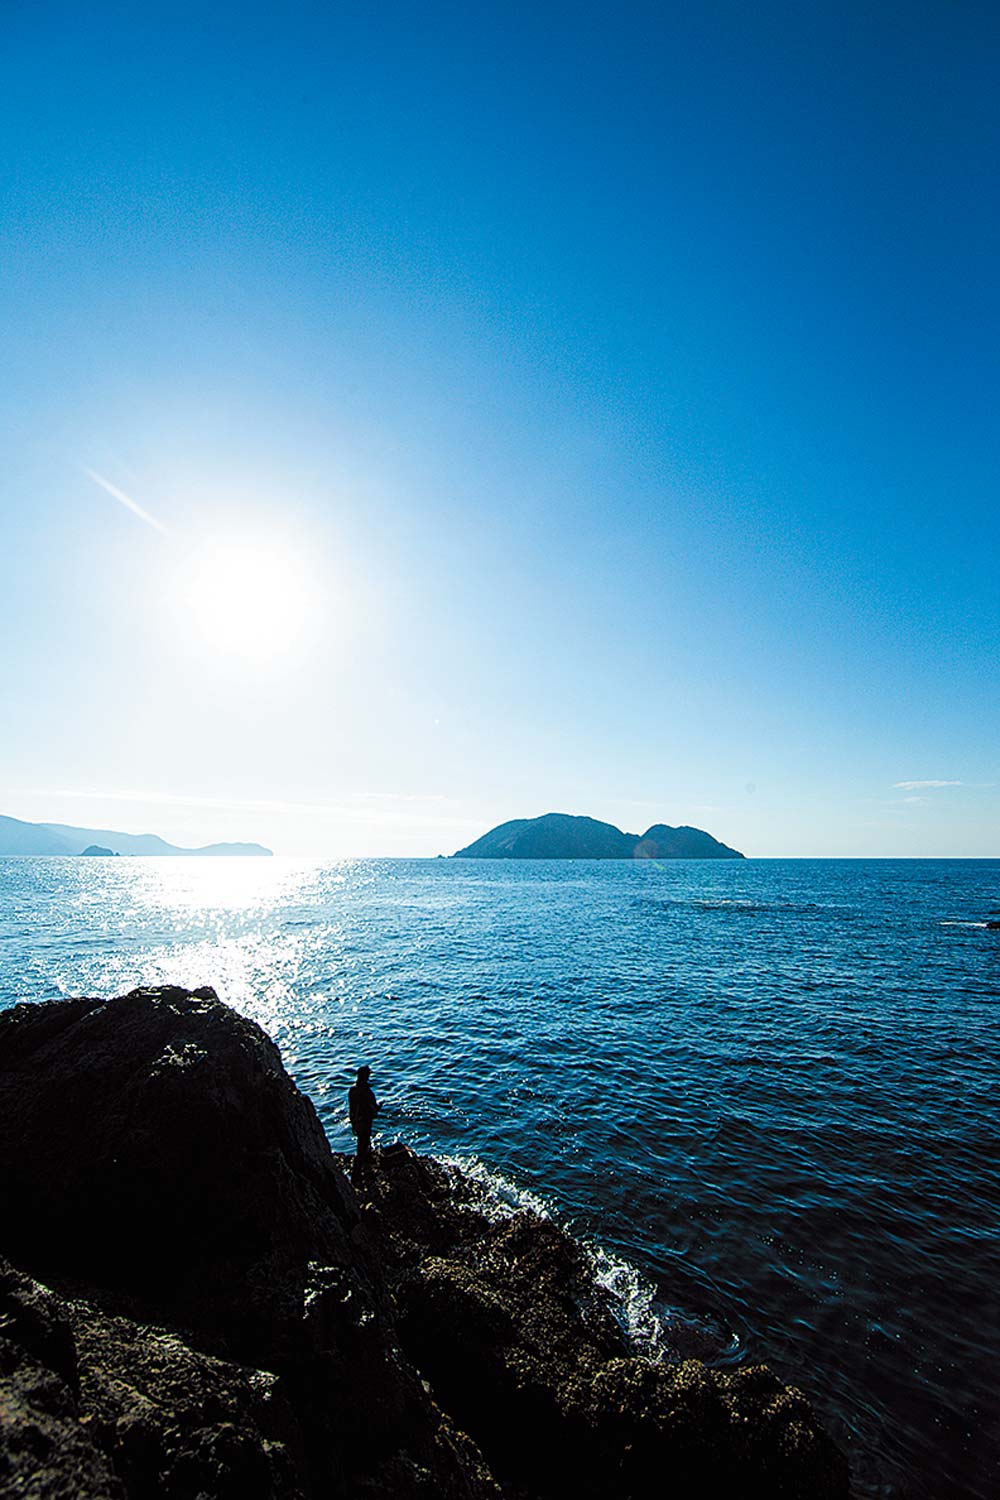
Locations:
34;858;350;1038
117;854;332;913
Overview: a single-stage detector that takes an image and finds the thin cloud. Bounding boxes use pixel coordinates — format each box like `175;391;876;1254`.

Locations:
82;466;170;535
894;780;962;792
15;786;483;830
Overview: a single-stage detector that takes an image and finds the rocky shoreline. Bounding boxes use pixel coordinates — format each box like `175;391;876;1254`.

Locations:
0;986;850;1498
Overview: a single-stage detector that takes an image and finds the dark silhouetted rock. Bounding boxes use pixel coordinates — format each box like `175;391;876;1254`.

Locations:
454;812;744;859
81;845;116;857
0;987;498;1500
0;987;842;1499
0;1260;124;1499
0;1256;303;1500
0;986;357;1347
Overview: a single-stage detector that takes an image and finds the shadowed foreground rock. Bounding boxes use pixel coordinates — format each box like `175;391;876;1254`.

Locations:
0;987;850;1499
347;1148;850;1500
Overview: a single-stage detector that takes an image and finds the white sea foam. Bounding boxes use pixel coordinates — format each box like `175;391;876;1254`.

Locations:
584;1241;672;1359
433;1152;553;1221
433;1152;676;1361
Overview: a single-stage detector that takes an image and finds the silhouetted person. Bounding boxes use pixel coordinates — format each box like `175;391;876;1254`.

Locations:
348;1065;380;1176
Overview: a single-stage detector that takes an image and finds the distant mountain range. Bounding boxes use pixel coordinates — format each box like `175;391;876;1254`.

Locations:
0;815;272;857
454;812;744;860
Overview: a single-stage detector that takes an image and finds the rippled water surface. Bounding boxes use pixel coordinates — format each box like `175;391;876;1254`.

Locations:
1;856;998;1498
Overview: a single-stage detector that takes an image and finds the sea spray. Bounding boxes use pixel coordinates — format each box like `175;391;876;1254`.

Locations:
435;1151;737;1365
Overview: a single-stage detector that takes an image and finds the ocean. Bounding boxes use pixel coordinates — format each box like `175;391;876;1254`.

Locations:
1;854;997;1499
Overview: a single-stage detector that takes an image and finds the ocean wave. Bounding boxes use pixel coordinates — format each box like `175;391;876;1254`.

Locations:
434;1152;553;1221
434;1152;737;1366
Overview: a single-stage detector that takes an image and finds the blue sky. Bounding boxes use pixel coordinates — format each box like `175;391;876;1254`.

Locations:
2;0;997;855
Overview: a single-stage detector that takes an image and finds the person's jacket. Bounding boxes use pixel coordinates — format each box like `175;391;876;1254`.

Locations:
348;1082;379;1130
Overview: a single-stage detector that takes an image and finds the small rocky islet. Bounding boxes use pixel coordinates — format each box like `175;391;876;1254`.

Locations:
454;812;745;860
0;986;848;1498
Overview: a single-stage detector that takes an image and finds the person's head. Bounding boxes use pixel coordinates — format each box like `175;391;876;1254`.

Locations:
357;1065;371;1082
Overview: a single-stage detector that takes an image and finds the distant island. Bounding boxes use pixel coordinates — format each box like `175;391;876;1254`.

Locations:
454;812;744;860
0;815;272;857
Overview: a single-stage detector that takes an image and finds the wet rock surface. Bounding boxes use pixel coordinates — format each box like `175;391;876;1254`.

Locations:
0;987;849;1498
346;1147;850;1499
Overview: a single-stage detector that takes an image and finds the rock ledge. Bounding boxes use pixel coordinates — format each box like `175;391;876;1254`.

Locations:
0;986;848;1498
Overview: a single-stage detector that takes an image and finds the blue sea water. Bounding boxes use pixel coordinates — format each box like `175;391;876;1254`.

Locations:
1;855;998;1499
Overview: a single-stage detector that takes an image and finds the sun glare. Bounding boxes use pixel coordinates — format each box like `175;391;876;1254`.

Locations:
180;538;316;662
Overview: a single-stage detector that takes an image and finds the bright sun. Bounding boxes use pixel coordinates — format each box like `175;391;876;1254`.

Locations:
180;538;316;662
